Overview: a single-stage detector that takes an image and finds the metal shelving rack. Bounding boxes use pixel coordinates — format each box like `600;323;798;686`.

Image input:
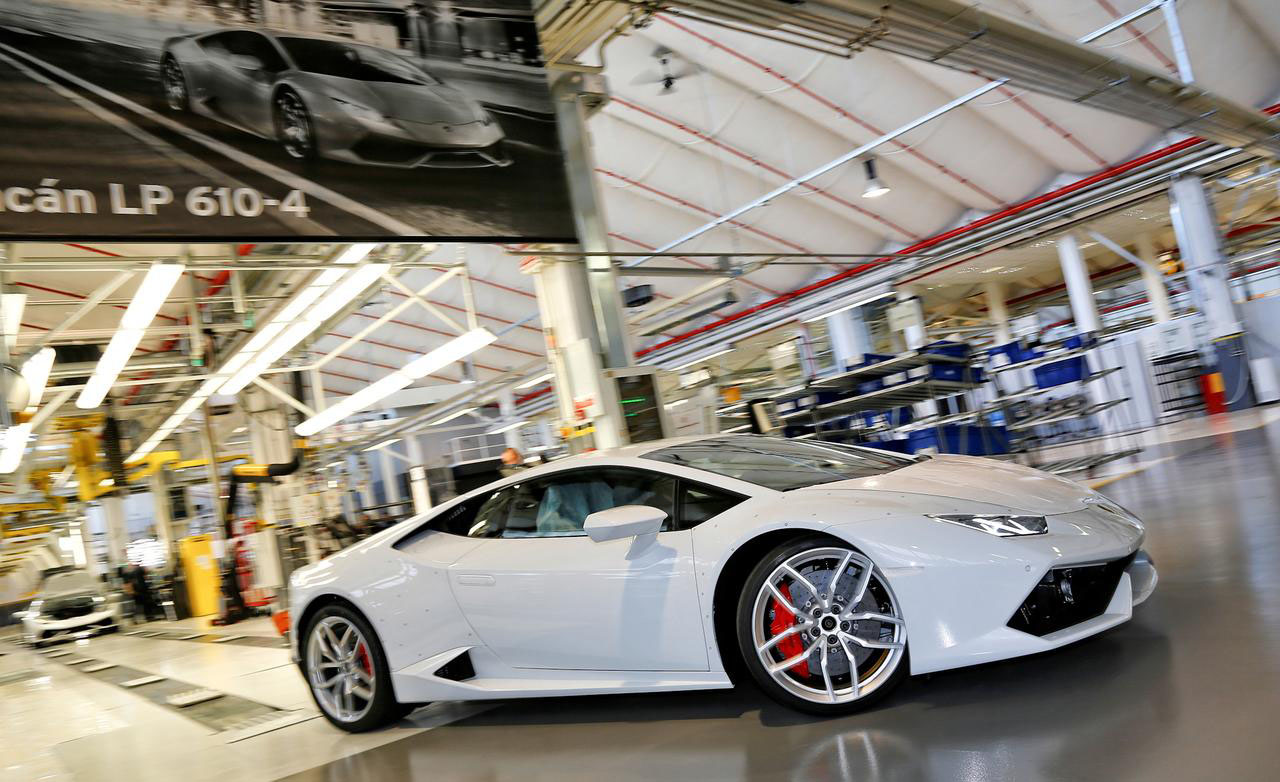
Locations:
985;341;1141;476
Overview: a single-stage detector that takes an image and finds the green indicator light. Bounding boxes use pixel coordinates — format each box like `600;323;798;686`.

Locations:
620;397;648;405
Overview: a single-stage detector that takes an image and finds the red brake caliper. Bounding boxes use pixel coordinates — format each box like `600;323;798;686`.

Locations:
356;643;372;675
769;582;810;676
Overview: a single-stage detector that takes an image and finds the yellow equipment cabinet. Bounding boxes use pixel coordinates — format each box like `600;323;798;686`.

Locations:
178;534;220;617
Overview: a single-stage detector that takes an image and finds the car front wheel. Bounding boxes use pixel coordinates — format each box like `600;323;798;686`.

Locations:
736;536;908;715
274;90;316;160
161;56;189;112
303;604;411;731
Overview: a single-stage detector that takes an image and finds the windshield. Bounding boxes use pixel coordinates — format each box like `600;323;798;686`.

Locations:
277;38;436;85
642;436;923;491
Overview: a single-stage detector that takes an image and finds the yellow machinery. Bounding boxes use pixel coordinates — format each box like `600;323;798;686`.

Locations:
178;534;220;617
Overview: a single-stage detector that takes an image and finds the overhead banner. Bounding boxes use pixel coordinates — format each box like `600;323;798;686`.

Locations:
0;0;576;242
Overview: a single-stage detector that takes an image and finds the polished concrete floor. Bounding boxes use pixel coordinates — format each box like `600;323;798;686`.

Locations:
5;413;1280;781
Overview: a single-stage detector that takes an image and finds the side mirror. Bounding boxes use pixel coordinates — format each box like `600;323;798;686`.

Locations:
583;505;667;543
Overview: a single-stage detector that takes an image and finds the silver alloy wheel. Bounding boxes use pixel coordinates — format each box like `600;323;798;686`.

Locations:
276;92;313;159
751;546;905;705
306;615;376;724
162;59;187;111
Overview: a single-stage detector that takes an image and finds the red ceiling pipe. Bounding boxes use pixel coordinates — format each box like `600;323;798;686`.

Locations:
636;100;1280;358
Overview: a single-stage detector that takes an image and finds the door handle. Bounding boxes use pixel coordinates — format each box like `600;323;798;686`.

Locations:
456;574;495;587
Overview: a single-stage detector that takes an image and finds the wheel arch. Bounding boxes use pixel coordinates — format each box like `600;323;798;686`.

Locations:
709;527;861;681
294;592;366;666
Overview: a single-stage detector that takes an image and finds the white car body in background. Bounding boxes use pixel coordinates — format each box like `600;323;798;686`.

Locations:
22;571;117;647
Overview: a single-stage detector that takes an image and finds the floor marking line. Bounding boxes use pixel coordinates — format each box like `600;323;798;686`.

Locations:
0;41;424;237
0;47;333;237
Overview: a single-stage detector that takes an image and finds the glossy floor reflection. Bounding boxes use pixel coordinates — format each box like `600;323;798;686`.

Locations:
281;422;1280;782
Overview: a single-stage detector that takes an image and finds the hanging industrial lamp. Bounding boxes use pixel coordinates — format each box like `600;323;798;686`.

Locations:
862;156;891;198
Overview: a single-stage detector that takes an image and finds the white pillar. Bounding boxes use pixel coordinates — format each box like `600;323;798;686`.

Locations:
406;435;432;514
148;471;175;573
79;518;101;578
496;388;523;449
1056;233;1101;334
379;448;400;504
101;495;127;568
984;281;1012;344
1169;176;1242;339
1134;233;1173;323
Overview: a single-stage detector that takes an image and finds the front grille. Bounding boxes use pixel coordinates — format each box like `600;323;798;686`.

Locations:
45;598;95;621
1008;553;1135;636
350;136;429;165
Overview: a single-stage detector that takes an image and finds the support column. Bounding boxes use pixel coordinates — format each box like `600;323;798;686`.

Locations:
984;282;1012;344
1056;234;1101;334
1134;233;1173;322
101;495;127;568
244;387;293;527
893;290;928;350
406;434;432;514
1169;174;1254;409
496;388;523;450
149;470;175;574
379;447;400;505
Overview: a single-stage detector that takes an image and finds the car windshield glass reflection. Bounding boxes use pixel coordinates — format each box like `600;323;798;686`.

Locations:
278;38;435;85
643;435;924;491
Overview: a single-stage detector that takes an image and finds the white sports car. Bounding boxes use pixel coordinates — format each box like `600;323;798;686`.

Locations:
22;571;117;647
289;435;1156;731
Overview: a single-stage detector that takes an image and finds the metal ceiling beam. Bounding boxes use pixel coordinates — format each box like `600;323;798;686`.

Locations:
659;0;1280;157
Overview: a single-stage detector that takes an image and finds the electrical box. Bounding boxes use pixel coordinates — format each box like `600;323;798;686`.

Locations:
603;367;671;444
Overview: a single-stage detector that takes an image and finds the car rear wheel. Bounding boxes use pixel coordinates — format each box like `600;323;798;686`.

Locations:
736;536;908;716
274;91;316;160
303;605;411;731
161;57;188;112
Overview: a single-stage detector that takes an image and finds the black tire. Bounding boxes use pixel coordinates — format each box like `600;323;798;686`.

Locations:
161;56;189;112
301;603;414;732
735;535;909;716
274;89;317;160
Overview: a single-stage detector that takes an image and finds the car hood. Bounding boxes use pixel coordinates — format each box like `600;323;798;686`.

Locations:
804;454;1094;515
332;80;485;125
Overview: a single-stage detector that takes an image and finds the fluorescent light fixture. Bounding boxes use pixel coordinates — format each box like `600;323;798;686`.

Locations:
295;329;496;436
334;243;378;266
670;348;733;372
363;438;402;452
487;420;529;435
801;287;896;323
0;423;32;473
20;347;55;412
862;157;890;199
78;263;184;409
1;293;26;352
431;407;478;426
515;372;554;390
666;398;690;408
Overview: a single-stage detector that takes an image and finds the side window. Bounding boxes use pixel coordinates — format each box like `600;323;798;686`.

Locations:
421;487;510;538
499;468;677;539
224;32;288;72
199;32;232;55
678;482;745;528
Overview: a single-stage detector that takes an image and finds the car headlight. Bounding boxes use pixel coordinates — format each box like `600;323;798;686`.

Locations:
331;97;387;124
92;595;106;605
26;599;42;618
927;513;1049;537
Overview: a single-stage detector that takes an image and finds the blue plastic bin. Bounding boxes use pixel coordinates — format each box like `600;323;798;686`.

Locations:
906;425;1010;455
1033;356;1089;389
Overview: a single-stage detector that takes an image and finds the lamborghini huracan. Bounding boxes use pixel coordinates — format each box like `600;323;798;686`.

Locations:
289;435;1156;731
160;29;509;168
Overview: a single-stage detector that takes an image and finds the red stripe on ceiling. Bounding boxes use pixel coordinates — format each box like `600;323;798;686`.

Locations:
633;95;1280;357
610;96;919;241
327;329;526;367
659;15;1004;207
987;80;1110;169
379;286;542;333
598;168;843;269
14;280;180;323
1093;0;1179;75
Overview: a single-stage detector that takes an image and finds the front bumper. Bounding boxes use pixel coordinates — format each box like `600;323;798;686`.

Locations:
24;608;117;646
